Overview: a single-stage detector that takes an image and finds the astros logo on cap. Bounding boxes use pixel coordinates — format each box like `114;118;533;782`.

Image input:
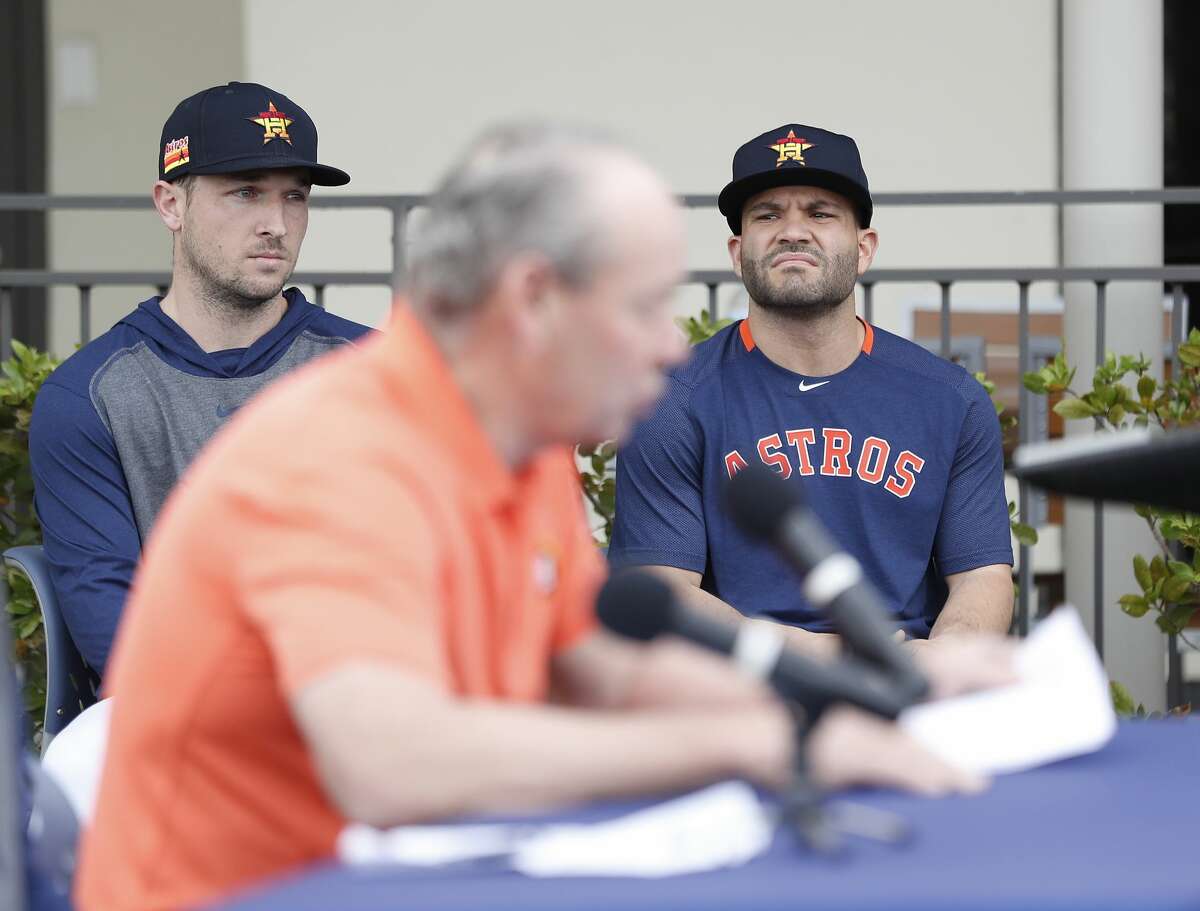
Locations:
769;129;814;167
247;101;294;145
163;136;190;174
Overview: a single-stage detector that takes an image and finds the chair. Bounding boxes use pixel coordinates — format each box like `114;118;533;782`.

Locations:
3;547;99;750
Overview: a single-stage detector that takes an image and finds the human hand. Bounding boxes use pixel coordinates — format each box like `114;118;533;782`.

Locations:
806;705;988;797
903;634;1017;700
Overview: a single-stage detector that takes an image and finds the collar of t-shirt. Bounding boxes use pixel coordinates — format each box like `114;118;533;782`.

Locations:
737;316;874;396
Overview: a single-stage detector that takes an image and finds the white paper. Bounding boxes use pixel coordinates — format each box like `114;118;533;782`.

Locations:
899;606;1116;775
338;781;773;878
513;781;772;877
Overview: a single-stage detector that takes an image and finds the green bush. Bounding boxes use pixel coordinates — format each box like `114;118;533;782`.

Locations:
1024;332;1200;716
1;340;59;732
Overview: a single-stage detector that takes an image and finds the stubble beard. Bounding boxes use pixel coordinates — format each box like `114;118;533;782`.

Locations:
178;226;290;315
741;244;859;319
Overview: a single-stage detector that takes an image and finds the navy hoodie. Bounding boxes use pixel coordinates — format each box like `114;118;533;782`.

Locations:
29;288;371;673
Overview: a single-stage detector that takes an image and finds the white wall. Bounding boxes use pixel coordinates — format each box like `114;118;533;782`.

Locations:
46;0;244;354
242;0;1060;331
43;1;1059;346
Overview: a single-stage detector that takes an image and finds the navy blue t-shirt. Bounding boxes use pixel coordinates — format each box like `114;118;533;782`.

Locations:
609;319;1013;638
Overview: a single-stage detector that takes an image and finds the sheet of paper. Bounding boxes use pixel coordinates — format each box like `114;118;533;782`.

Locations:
899;606;1116;775
338;781;773;878
512;780;772;877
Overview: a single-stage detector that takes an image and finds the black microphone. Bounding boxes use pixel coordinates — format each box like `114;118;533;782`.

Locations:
723;464;929;705
596;570;917;720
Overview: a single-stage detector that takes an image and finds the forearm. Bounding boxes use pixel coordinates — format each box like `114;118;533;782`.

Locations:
296;665;793;829
930;565;1014;638
648;566;842;659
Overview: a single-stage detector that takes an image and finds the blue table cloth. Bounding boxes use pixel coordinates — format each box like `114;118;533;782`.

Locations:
218;719;1200;911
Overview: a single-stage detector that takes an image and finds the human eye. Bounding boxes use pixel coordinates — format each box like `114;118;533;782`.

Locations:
232;186;258;200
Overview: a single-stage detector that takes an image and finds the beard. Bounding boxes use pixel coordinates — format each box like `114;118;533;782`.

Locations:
178;225;290;312
740;243;859;318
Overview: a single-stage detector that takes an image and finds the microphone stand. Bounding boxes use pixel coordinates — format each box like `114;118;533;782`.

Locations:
778;703;913;855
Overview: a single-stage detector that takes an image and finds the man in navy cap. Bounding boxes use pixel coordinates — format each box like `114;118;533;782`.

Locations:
610;124;1014;661
30;82;371;675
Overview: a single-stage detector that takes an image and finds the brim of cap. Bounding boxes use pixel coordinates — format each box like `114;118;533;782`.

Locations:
717;168;872;234
177;154;351;186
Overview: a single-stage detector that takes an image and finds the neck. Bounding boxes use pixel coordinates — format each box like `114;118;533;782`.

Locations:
160;271;288;353
425;315;538;470
745;297;864;376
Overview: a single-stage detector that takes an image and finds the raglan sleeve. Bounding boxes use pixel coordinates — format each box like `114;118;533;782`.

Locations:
933;374;1015;576
29;378;142;673
608;379;708;574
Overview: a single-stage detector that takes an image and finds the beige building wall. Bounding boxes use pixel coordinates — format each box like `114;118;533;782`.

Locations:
45;0;1060;346
46;0;244;355
241;0;1061;330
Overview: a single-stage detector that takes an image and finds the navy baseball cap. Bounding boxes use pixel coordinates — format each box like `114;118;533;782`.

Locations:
717;124;871;234
158;81;350;186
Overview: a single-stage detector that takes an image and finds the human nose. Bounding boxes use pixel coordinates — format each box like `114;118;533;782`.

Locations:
256;198;288;238
775;209;814;246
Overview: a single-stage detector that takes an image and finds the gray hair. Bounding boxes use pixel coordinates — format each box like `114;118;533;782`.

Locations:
407;123;626;319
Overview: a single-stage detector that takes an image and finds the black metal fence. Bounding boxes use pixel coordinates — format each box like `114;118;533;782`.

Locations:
2;189;1198;704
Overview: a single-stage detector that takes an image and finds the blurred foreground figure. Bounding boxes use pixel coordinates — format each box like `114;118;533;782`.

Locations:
76;125;988;911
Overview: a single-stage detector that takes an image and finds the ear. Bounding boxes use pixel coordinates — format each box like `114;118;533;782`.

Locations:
856;227;879;276
488;254;559;352
727;234;743;279
152;180;187;234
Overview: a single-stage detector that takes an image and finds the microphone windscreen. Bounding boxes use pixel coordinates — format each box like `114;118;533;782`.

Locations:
724;464;800;542
596;570;675;642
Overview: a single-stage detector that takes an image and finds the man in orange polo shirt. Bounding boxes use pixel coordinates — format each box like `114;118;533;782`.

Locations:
76;124;991;911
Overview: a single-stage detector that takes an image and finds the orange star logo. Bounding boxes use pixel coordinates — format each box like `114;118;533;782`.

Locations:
769;129;814;167
248;101;294;145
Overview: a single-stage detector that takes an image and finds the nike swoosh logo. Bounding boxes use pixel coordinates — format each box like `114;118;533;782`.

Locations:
215;404;239;419
797;380;830;392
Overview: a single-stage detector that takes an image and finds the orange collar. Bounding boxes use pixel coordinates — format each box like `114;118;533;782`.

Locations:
739;316;874;356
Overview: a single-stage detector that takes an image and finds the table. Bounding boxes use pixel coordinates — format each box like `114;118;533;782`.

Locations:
219;720;1200;911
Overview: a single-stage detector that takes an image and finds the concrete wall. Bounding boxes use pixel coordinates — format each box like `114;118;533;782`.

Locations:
44;0;1060;343
45;0;244;353
241;0;1061;330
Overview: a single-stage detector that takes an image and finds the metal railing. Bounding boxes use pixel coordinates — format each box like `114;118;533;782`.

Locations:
2;189;1198;703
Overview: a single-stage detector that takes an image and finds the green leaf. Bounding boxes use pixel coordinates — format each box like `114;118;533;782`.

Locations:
1138;375;1156;400
1156;605;1196;636
1053;398;1098;420
1118;594;1150;617
1110;680;1137;717
1107;405;1126;425
1133;554;1153;591
1022;373;1047;395
16;615;41;639
1150;556;1167;583
1162;575;1192;603
1011;522;1039;547
1168;559;1193;579
1177;343;1200;368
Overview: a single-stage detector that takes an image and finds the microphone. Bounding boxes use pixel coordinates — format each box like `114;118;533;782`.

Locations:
723;464;928;705
596;570;918;720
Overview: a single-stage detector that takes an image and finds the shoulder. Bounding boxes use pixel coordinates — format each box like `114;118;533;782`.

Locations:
866;324;989;406
284;294;369;343
669;322;741;393
34;314;156;419
295;302;374;344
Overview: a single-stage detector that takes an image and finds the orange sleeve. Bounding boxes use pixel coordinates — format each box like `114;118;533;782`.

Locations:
230;461;449;696
550;452;605;653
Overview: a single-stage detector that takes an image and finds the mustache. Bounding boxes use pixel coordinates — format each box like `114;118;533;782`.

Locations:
769;244;826;265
